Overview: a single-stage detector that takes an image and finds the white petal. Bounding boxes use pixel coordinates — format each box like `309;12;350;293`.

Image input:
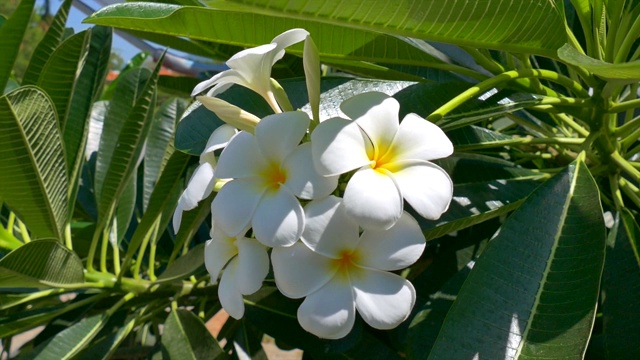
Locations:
192;70;248;97
179;162;215;211
352;269;415;330
226;43;278;95
357;212;426;271
202;125;238;156
198;97;260;134
270;29;309;63
341;92;399;155
297;278;356;339
311;118;370;176
392;160;453;220
215;132;266;179
218;259;245;319
255;112;309;163
204;232;237;283
211;178;265;236
271;242;336;298
302;196;360;257
172;200;184;234
343;167;403;230
234;237;269;294
385;113;453;162
252;187;304;247
283;143;338;199
303;35;320;121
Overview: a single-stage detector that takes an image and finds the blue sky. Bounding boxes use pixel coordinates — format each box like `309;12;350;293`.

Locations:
48;0;142;61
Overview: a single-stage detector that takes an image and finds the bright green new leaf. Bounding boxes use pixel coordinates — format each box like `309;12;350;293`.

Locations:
0;240;83;288
0;0;35;90
226;0;567;57
601;208;640;358
429;157;606;359
558;43;640;79
0;86;68;240
84;3;450;68
161;309;226;360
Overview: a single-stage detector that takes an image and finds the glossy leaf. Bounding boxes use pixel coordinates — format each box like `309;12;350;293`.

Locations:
0;0;34;90
76;317;136;360
157;243;205;283
558;43;640;79
0;240;83;288
429;158;606;359
227;0;567;57
602;208;640;358
22;0;74;85
84;3;450;68
0;86;68;240
419;178;540;241
161;309;226;360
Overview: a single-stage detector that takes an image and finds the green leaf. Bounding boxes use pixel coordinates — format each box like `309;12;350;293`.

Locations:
0;240;83;288
21;314;107;360
36;30;91;129
120;151;190;276
420;178;540;241
226;0;566;57
158;75;201;98
144;97;187;211
558;43;640;79
84;3;450;68
114;170;137;244
429;158;606;358
0;0;35;90
157;243;205;283
95;61;161;229
65;26;113;215
161;309;226;360
0;86;68;240
601;208;640;358
76;317;136;360
22;0;74;85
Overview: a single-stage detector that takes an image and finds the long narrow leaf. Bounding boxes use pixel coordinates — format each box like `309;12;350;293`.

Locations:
429;157;606;359
0;86;68;240
0;0;35;90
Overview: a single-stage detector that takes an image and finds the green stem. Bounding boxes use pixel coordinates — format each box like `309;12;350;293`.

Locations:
86;230;100;272
106;292;136;316
611;151;640;182
621;125;640;150
619;178;640;209
454;137;584;152
427;69;590;123
610;174;625;210
100;226;110;273
554;113;590;137
112;241;121;276
64;224;72;250
148;242;157;281
18;219;30;243
609;98;640;114
7;212;15;233
0;226;22;251
134;219;159;279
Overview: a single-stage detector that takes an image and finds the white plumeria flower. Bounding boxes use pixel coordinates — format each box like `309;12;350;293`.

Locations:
311;92;454;230
172;125;237;232
192;29;309;113
205;224;269;319
271;196;425;339
212;111;338;247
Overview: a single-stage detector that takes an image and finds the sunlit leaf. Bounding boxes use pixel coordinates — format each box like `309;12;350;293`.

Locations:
0;0;35;90
0;86;68;240
429;158;605;358
0;240;83;288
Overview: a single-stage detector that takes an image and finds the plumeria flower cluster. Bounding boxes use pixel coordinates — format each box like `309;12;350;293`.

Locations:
174;29;454;339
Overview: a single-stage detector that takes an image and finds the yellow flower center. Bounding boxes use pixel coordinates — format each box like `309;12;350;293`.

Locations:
261;163;287;191
332;249;360;281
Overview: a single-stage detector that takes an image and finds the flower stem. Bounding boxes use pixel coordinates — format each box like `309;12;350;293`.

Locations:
18;219;30;243
611;151;640;182
64;224;72;250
